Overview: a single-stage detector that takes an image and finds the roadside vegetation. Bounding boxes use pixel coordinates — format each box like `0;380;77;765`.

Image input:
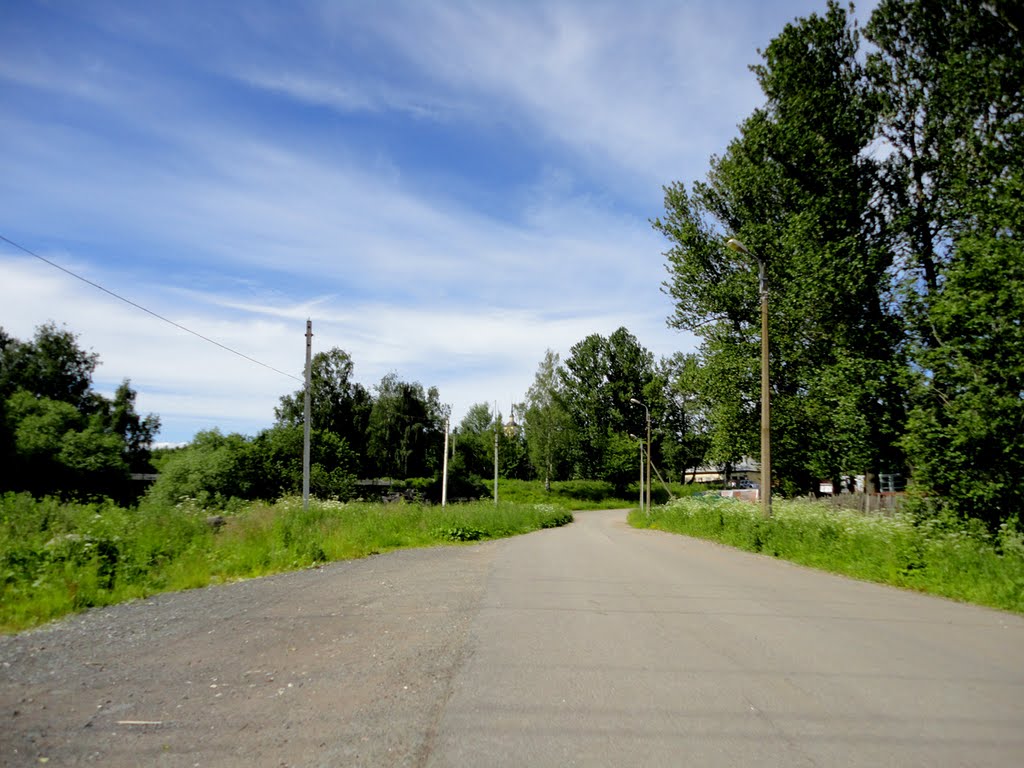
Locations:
0;491;573;633
630;497;1024;614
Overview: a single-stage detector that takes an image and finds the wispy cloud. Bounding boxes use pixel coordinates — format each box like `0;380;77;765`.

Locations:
3;0;831;442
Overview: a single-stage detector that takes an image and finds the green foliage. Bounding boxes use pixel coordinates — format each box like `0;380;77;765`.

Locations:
654;1;903;497
275;347;372;471
653;0;1023;526
864;0;1024;528
366;373;445;479
0;492;574;633
523;350;572;487
148;426;359;508
558;328;658;482
146;429;257;508
497;478;633;509
632;497;1024;613
0;322;98;410
0;324;159;503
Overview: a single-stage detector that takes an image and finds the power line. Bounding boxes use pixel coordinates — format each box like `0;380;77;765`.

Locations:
0;233;303;383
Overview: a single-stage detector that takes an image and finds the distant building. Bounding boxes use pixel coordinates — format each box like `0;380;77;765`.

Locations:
687;457;761;486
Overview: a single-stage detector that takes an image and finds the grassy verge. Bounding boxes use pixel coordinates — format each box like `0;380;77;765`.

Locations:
497;478;640;509
629;496;1024;613
0;492;573;633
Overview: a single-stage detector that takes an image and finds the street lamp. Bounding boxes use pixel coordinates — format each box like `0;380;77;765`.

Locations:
629;433;644;513
630;398;651;514
726;237;771;518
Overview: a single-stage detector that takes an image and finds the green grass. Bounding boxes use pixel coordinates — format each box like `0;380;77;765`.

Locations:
0;492;573;633
630;496;1024;613
497;478;640;508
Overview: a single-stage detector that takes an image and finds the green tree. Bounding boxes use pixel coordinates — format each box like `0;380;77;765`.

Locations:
103;380;161;473
275;347;372;471
867;0;1024;525
366;373;444;479
1;324;159;501
5;390;129;498
252;424;358;501
558;328;656;482
654;1;903;495
451;402;497;483
0;323;99;411
657;353;711;482
146;430;259;508
523;350;571;489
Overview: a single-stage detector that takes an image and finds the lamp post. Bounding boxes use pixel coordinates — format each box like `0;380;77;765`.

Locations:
630;433;644;513
726;237;771;518
630;398;651;514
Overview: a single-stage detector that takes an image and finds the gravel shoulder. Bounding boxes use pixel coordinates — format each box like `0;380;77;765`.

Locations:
0;542;498;767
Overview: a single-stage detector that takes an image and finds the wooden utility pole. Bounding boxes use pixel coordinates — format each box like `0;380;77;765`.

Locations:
727;237;771;518
758;258;771;518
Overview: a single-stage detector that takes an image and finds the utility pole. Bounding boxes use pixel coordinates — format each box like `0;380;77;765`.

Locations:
631;434;644;513
646;410;652;514
630;398;651;514
493;401;499;505
302;319;312;511
442;414;449;507
759;256;771;518
727;237;771;518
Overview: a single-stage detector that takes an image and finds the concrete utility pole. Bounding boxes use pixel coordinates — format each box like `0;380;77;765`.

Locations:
493;402;501;505
303;319;313;511
727;237;771;518
442;415;449;507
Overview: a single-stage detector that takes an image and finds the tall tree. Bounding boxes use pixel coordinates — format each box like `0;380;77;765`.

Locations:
523;350;571;489
275;347;372;467
452;402;497;483
104;380;161;473
366;373;443;479
1;324;159;500
654;1;903;495
558;328;655;482
0;322;99;411
657;353;711;482
867;0;1024;525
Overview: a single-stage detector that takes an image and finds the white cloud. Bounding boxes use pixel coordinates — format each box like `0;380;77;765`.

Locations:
6;0;791;443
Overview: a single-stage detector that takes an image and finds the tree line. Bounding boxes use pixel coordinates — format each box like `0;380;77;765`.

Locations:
0;321;702;508
653;0;1022;529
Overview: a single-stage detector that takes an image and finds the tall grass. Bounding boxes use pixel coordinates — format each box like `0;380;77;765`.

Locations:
497;478;632;508
630;496;1024;613
0;492;572;633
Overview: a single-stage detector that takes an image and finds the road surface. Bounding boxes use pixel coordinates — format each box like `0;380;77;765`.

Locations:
3;509;1023;766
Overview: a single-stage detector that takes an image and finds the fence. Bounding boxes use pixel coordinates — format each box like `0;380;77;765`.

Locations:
818;491;907;516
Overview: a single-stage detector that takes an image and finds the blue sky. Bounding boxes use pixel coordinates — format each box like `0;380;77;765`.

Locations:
0;0;870;444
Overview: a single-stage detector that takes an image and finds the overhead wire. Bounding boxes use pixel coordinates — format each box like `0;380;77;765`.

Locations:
0;233;303;383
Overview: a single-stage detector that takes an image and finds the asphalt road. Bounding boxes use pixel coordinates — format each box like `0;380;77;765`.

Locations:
428;509;1024;767
3;509;1023;766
